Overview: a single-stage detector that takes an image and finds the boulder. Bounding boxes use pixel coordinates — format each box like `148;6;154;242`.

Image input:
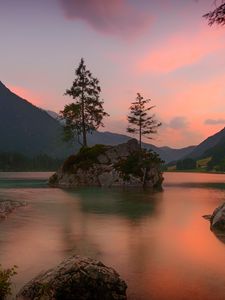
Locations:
210;202;225;231
49;139;163;188
16;255;127;300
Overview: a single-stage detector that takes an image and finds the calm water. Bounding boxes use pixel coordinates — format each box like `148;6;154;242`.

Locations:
0;172;225;299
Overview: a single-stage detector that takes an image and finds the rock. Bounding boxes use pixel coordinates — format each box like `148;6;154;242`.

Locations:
49;139;163;188
202;214;211;221
0;200;27;219
16;255;127;300
210;202;225;231
97;154;109;164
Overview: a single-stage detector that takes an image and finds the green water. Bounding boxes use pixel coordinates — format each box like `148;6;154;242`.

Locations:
0;172;225;299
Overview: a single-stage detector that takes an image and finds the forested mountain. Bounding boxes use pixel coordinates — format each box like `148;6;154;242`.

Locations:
0;81;73;157
48;110;196;162
185;127;225;159
0;81;195;163
88;131;195;163
174;127;225;171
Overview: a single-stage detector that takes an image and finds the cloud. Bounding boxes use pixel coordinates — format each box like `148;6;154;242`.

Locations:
168;117;188;130
159;121;202;148
204;118;225;125
137;27;225;73
58;0;152;38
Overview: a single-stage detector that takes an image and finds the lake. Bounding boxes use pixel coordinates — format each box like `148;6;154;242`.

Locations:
0;172;225;299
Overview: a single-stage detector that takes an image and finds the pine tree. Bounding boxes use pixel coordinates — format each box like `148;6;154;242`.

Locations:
203;2;225;26
127;93;161;149
60;58;109;147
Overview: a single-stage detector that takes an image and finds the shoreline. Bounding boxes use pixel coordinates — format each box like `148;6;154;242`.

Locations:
165;170;225;175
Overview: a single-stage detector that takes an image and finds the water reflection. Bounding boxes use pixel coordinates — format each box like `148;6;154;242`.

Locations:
0;172;224;299
64;188;162;221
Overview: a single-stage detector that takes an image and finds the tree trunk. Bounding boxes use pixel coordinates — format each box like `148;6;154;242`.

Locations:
142;167;147;187
81;84;87;147
139;116;142;150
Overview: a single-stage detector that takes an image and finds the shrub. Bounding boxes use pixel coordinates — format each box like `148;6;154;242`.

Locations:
114;149;163;180
62;144;107;172
0;265;17;300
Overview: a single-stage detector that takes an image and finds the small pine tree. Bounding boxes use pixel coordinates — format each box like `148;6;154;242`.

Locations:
127;93;161;149
60;58;109;147
203;2;225;26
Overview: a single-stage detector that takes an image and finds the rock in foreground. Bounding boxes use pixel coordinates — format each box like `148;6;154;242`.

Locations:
49;139;163;188
210;202;225;231
17;255;127;300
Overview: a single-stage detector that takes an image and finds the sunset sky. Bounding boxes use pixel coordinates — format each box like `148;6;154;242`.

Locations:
1;0;225;148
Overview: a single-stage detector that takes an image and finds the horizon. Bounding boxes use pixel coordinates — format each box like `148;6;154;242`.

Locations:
1;0;225;148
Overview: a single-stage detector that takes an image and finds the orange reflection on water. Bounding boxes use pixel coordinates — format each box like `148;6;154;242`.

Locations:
0;172;225;299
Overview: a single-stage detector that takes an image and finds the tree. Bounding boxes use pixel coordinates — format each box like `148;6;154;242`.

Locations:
176;158;196;170
0;264;17;300
60;58;109;147
204;1;225;26
127;93;161;149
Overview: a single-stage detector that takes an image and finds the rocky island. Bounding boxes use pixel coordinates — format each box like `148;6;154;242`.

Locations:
49;139;163;188
17;255;127;300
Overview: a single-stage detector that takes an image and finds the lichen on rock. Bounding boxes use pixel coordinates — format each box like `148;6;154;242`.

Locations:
49;139;163;188
16;255;127;300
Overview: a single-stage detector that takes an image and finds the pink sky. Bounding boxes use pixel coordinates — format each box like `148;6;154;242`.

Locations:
1;0;225;148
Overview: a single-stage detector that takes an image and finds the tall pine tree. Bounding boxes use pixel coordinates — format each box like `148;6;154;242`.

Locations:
204;2;225;26
60;58;109;147
127;93;161;149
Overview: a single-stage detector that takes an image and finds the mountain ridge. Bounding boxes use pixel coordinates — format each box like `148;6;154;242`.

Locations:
185;127;225;159
0;81;195;162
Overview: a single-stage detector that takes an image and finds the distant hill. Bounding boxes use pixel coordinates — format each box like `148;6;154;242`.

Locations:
87;131;195;163
0;81;73;157
0;81;195;162
172;127;225;171
185;127;225;159
46;110;60;120
198;136;225;171
47;110;195;162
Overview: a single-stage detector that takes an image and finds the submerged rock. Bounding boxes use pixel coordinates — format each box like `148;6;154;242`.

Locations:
49;139;163;188
0;200;26;219
16;255;127;300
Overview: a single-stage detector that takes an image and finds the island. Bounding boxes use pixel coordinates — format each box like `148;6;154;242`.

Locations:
49;139;163;188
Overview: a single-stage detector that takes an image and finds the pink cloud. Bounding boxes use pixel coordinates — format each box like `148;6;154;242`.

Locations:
154;74;225;146
59;0;152;38
137;27;225;73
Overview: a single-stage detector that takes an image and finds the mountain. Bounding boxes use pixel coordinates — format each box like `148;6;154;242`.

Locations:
185;127;225;159
44;109;195;162
0;81;195;162
172;127;225;171
204;138;225;171
46;110;60;120
0;81;72;157
87;131;195;163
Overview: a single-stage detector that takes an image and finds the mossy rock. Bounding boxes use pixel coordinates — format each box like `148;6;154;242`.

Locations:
62;144;107;172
